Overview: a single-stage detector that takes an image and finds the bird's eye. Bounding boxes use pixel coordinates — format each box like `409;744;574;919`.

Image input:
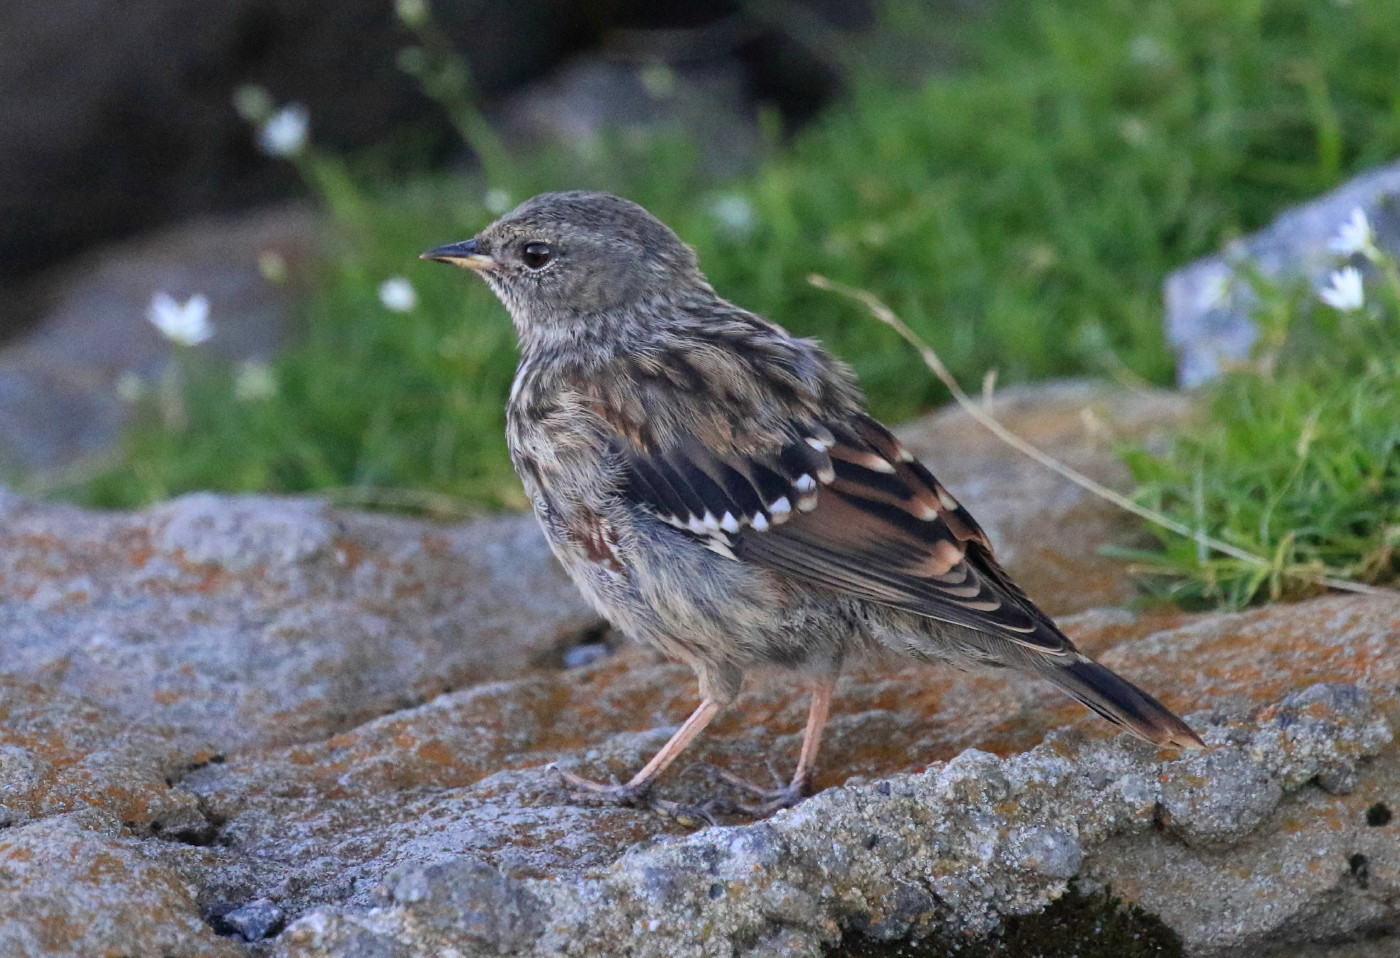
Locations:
521;242;553;269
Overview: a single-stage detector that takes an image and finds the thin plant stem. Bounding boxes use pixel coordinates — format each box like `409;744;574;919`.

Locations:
808;273;1388;599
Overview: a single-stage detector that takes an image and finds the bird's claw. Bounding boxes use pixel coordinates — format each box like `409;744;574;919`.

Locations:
684;762;812;814
550;766;722;826
551;766;650;806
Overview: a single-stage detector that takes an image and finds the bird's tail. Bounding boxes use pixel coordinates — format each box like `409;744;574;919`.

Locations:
1040;655;1204;750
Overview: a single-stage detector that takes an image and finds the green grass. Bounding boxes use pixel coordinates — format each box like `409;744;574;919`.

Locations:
1121;248;1400;607
52;0;1400;524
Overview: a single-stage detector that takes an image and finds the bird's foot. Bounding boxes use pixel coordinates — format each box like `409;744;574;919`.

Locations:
687;762;812;816
549;766;721;827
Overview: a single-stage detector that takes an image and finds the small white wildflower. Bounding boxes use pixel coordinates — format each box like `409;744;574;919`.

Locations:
1328;207;1379;260
1197;269;1233;311
483;188;512;215
378;276;418;313
707;194;756;238
233;361;279;402
115;372;146;403
394;0;429;28
232;84;274;124
146;291;213;346
258;104;310;157
1318;266;1365;311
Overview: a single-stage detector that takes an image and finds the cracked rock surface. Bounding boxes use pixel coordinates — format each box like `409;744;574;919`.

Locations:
1;383;1398;957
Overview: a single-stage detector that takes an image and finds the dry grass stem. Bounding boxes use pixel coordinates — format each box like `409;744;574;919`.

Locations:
808;273;1387;599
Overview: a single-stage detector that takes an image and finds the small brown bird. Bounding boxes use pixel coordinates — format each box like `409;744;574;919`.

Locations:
423;191;1202;818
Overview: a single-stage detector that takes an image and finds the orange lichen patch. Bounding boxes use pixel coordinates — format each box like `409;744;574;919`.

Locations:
414;738;456;765
1099;594;1400;711
419;532;453;556
1061;608;1196;657
0;676;207;831
510;594;1399;789
185;565;232;594
331;535;366;571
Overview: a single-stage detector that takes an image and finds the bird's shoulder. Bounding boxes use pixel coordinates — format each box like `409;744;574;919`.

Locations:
579;305;864;451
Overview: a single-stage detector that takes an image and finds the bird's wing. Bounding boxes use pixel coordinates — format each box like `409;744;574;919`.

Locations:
611;413;1069;653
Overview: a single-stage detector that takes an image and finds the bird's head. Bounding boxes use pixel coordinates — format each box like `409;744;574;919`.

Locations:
422;191;708;350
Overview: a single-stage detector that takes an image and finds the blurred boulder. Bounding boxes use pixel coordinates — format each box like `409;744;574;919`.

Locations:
0;203;319;474
1165;158;1400;386
0;0;868;340
0;0;615;294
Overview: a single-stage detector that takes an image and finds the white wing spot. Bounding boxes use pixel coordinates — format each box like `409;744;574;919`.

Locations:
936;488;961;511
768;496;791;517
705;537;737;560
658;511;691;530
805;436;832;451
794;475;816;493
751;513;770;532
720;512;740;533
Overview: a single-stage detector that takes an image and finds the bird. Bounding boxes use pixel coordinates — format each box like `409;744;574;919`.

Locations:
422;191;1203;819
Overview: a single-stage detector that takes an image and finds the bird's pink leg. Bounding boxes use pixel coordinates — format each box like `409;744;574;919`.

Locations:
698;673;838;814
555;698;723;821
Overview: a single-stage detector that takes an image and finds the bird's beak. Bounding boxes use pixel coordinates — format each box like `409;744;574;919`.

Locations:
420;238;497;271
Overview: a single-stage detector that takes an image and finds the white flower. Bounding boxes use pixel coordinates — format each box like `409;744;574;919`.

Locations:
707;193;756;238
1197;269;1233;312
483;188;513;215
1318;266;1365;311
378;276;418;313
233;361;279;402
146;292;213;346
1328;207;1379;260
258;104;310;157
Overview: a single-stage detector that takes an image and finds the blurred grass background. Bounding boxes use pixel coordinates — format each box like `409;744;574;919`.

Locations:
64;0;1400;605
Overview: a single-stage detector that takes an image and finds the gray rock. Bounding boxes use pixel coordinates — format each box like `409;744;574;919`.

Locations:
1165;158;1400;385
265;675;1396;957
0;810;241;957
0;385;1397;956
498;53;762;177
0;0;611;289
1159;746;1284;847
210;898;287;942
0;491;599;751
0;204;318;473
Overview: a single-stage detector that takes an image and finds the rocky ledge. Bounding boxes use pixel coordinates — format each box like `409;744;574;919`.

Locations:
1;382;1396;957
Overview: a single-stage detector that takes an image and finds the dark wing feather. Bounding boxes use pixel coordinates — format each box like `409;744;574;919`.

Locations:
612;414;1068;653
